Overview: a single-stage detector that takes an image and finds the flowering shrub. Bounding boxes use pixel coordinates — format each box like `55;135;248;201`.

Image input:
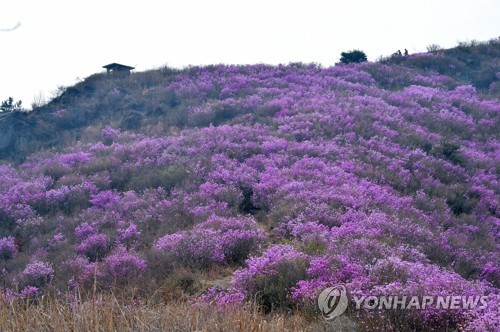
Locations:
20;286;40;299
75;234;110;262
101;125;120;144
230;245;309;311
116;223;140;249
20;261;54;288
459;293;500;331
101;248;147;284
197;286;245;310
155;216;265;267
0;237;16;261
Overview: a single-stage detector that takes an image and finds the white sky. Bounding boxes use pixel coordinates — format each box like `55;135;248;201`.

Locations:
0;0;498;108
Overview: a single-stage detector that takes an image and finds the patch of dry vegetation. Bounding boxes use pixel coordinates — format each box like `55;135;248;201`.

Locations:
0;294;357;332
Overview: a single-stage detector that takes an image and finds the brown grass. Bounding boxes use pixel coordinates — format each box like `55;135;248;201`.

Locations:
0;294;358;332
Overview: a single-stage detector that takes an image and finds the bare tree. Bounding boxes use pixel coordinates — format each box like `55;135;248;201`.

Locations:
31;92;47;110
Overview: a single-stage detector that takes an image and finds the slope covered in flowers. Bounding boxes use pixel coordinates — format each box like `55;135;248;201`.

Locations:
0;44;499;330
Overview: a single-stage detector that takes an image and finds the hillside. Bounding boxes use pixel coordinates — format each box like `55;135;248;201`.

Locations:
0;39;499;331
1;39;499;162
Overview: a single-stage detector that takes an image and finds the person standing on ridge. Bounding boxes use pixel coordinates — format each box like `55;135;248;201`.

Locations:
404;49;409;56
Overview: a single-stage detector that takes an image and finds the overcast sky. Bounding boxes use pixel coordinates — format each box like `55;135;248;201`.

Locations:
0;0;498;108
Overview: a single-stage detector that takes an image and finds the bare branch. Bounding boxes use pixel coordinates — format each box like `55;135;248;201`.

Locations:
0;22;21;32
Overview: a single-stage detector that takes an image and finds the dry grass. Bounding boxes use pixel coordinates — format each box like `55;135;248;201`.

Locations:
0;294;358;332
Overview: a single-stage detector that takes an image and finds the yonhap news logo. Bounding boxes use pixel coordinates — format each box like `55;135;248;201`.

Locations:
317;284;489;320
317;285;349;320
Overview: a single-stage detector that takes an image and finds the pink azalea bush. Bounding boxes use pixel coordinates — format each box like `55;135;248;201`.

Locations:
19;261;54;288
0;236;16;261
229;245;309;311
101;248;147;283
75;233;110;262
155;215;265;267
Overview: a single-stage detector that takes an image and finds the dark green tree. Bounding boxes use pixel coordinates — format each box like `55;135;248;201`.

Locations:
0;97;22;112
340;50;368;64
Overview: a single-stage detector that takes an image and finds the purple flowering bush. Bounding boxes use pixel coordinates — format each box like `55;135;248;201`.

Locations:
75;233;110;262
101;248;147;285
155;215;265;267
0;236;16;261
19;261;54;288
229;245;309;311
67;248;147;290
